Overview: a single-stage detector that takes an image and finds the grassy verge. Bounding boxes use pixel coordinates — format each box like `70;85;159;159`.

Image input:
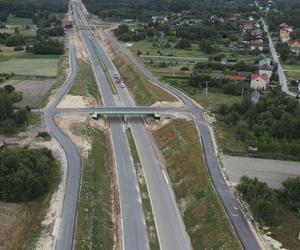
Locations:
69;60;100;101
91;41;117;94
75;126;113;249
126;128;160;250
113;53;177;105
28;112;41;126
153;119;240;249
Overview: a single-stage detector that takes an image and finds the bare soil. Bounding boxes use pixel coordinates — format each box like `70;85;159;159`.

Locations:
11;79;57;108
57;94;98;109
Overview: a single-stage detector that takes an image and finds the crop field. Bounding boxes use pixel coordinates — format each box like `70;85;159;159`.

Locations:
0;56;60;77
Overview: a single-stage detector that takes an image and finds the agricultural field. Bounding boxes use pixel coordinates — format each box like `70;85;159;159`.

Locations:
5;16;34;26
0;56;60;77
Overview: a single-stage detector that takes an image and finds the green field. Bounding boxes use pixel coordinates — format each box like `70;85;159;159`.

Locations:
0;56;59;77
5;16;34;26
131;39;207;57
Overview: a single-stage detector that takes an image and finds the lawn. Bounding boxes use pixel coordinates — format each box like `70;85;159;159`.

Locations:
75;126;113;250
126;128;159;250
0;56;59;77
131;39;207;58
153;119;241;250
69;60;100;101
5;16;34;26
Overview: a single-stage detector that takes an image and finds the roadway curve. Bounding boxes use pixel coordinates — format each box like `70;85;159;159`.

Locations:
103;29;262;250
41;35;82;250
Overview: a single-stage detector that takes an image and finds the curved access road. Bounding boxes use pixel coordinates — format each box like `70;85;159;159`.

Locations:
41;35;83;250
105;30;262;250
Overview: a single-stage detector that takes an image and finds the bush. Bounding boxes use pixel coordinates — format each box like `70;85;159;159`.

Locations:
13;46;24;51
37;131;51;141
175;38;191;49
180;66;189;71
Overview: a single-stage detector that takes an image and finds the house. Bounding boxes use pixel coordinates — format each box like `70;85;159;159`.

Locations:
288;39;300;55
251;30;263;37
152;16;168;23
279;23;293;42
250;74;269;90
250;39;264;51
258;64;273;79
258;58;271;66
280;28;291;42
224;75;247;81
242;22;254;30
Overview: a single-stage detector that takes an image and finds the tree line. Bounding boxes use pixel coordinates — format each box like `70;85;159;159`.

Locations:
238;176;300;226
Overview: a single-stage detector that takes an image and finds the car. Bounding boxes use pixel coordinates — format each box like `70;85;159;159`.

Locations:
114;73;120;79
120;83;126;88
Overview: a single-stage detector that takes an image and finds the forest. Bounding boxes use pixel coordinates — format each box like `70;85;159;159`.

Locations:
0;148;58;202
217;89;300;160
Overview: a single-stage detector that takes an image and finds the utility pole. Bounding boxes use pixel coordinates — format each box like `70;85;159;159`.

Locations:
205;81;208;97
172;46;175;78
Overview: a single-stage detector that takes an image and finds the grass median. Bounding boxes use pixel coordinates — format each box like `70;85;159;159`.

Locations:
75;126;113;250
153;119;240;250
126;127;160;250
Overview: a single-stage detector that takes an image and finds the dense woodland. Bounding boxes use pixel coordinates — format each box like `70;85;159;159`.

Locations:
217;89;300;160
0;148;58;202
83;0;257;21
238;176;300;226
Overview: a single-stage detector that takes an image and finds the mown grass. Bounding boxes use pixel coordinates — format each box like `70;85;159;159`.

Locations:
5;16;33;26
153;120;240;250
113;54;177;105
0;57;59;77
75;126;113;250
126;128;160;250
69;60;100;101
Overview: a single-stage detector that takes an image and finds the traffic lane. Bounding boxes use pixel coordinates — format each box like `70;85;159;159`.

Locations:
129;116;191;250
109;117;149;250
195;111;261;250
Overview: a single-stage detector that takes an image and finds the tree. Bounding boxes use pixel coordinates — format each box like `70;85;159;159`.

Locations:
199;40;218;54
281;177;300;212
175;38;191;49
275;42;290;62
4;85;15;94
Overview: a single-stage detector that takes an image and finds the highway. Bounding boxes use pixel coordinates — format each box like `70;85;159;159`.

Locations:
73;3;150;250
102;28;262;250
261;18;296;97
41;1;262;249
73;2;192;250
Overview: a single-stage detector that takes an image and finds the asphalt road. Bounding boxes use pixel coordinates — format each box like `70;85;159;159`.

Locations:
41;35;83;250
105;30;262;250
261;18;296;97
73;4;150;250
74;3;192;250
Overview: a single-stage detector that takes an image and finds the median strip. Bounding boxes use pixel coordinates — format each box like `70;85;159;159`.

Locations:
126;127;160;250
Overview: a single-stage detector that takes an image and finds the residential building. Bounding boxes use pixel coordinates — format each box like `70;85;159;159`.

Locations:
250;39;264;51
288;39;300;55
258;65;273;79
250;74;269;90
